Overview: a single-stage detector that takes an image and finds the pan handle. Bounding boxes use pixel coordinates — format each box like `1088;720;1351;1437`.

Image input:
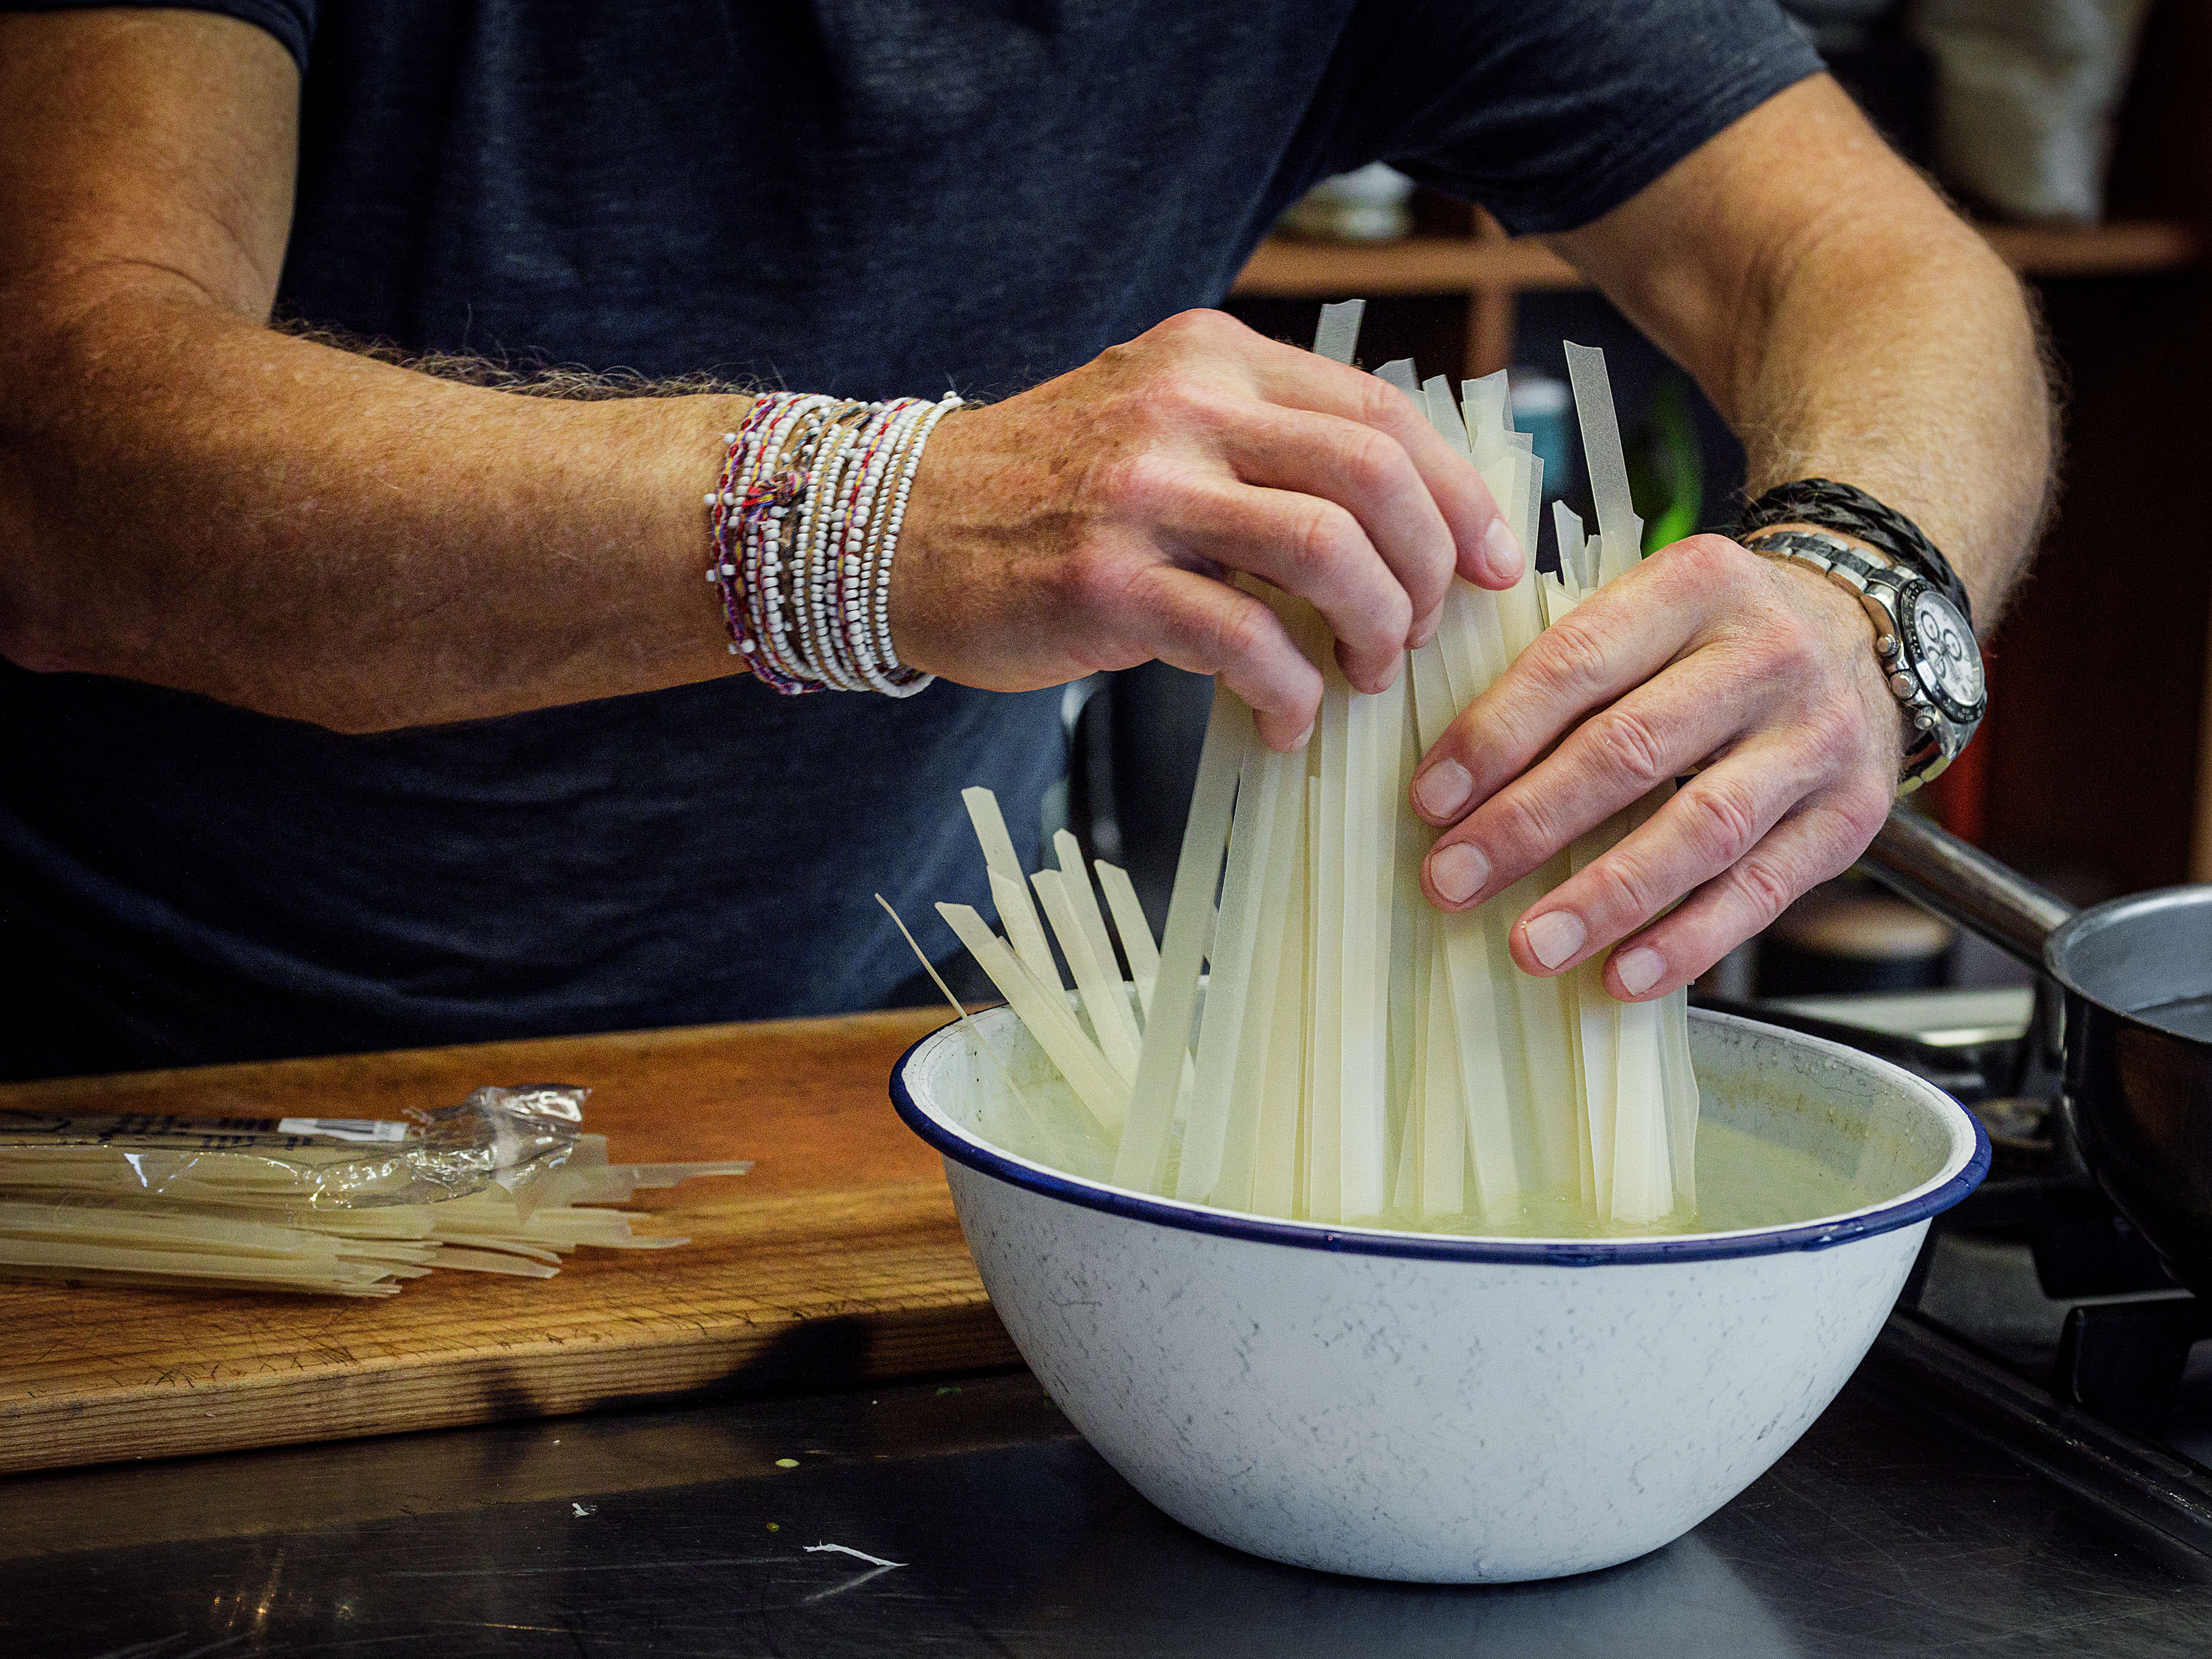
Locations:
1860;806;2076;971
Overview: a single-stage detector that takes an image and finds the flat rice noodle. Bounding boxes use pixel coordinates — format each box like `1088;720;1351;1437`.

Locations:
1247;779;1313;1218
1093;861;1161;1018
1213;754;1309;1212
1462;370;1509;465
939;903;1130;1136
1610;997;1676;1223
1436;905;1522;1219
965;788;1059;989
1113;682;1246;1192
1563;341;1643;567
1304;671;1350;1221
1374;358;1419;398
1662;986;1701;1211
1177;738;1290;1203
1386;680;1425;1170
1336;672;1398;1218
1032;868;1142;1084
1054;833;1134;1012
1417;928;1467;1216
990;868;1067;1004
1312;299;1366;366
880;892;1051;1139
431;1245;562;1278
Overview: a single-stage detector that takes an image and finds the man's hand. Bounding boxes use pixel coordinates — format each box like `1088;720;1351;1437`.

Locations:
1396;71;2048;996
1407;534;1903;1000
892;309;1524;752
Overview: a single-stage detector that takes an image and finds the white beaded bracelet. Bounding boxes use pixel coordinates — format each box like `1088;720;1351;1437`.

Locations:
706;390;957;697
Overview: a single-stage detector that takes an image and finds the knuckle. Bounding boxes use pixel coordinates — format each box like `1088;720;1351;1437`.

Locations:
1662;532;1747;589
1589;853;1660;925
1207;596;1272;673
1090;450;1170;516
1150;308;1239;357
1487;787;1558;861
1804;701;1869;768
1121;374;1211;438
1834;784;1893;847
1531;615;1613;696
1679;775;1763;867
1291;499;1362;574
1732;854;1800;927
1803;834;1863;888
1149;308;1210;343
1353;373;1408;427
1762;619;1822;679
1062;544;1141;621
1588;706;1671;790
1338;426;1408;497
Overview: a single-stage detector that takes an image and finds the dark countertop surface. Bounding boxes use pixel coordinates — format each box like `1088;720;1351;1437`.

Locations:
9;1353;2212;1659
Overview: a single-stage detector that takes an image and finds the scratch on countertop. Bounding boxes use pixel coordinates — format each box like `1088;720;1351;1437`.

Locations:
801;1563;905;1603
803;1542;904;1569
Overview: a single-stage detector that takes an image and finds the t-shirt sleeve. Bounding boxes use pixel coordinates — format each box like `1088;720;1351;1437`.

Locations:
0;1;315;71
1320;0;1823;235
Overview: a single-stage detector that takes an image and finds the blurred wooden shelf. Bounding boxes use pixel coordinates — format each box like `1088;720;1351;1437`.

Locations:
1232;221;2207;299
1985;219;2207;276
1235;234;1584;297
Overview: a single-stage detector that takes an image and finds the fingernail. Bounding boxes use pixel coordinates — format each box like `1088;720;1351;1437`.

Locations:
1412;757;1472;820
1615;946;1665;997
1410;608;1440;650
1484;517;1525;583
1290;720;1314;751
1427;842;1490;904
1524;910;1585;969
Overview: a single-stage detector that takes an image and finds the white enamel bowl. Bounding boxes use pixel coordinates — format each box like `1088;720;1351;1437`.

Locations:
891;1006;1987;1584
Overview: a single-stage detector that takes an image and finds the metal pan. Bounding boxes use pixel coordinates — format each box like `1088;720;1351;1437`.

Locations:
1863;808;2212;1296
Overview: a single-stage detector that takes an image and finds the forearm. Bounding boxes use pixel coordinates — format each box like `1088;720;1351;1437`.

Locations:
1721;218;2048;622
1555;75;2053;625
0;280;746;731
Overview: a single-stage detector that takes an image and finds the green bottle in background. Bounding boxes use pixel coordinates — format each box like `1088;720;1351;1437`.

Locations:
1627;373;1703;554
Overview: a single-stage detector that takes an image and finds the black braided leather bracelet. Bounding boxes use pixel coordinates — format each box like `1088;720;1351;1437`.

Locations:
1736;478;1973;628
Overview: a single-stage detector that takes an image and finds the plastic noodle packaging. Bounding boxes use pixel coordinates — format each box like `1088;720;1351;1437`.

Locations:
0;1087;750;1297
891;302;1701;1237
0;1087;596;1209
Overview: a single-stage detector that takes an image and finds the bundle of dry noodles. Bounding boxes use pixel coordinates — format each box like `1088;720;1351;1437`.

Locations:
899;304;1698;1233
0;1095;747;1296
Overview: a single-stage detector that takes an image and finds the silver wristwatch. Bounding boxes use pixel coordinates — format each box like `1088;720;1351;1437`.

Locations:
1745;528;1987;793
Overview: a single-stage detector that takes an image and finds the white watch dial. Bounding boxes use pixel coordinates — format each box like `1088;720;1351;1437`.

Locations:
1909;588;1984;713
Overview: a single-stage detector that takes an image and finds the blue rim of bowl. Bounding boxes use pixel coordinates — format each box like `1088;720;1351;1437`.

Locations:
888;1006;1991;1266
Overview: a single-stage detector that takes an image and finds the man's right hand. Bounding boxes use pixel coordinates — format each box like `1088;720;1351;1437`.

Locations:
892;309;1524;751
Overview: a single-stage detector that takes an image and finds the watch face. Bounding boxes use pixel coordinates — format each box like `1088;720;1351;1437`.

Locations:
1904;585;1985;722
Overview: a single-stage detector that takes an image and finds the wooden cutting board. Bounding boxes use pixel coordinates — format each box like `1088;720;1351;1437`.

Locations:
0;1008;1018;1477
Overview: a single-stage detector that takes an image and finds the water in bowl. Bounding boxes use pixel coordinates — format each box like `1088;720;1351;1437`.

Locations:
952;1025;1884;1241
1341;1120;1867;1238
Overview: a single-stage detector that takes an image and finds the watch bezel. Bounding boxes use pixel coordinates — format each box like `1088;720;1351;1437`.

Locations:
1894;576;1985;726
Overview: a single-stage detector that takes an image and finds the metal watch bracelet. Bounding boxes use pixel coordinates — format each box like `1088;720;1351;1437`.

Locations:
1737;476;1973;627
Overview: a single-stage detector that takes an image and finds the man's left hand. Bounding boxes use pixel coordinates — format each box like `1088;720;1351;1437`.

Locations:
1406;533;1905;1000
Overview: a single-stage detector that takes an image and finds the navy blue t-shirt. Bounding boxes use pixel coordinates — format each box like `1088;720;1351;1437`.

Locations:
0;0;1817;1076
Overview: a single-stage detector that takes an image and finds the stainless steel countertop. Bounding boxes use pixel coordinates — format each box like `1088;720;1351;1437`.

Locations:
9;1352;2212;1658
